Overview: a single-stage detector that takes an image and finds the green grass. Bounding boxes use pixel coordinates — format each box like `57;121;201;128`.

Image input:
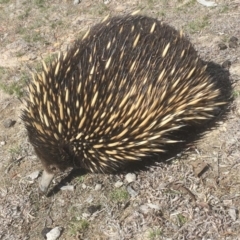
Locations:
232;90;240;99
0;71;28;98
177;213;187;226
68;218;89;235
148;228;162;239
18;7;31;20
187;15;209;33
219;5;229;13
0;0;10;3
110;188;129;202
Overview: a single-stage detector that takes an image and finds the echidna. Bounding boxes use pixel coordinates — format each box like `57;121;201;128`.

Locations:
22;13;224;192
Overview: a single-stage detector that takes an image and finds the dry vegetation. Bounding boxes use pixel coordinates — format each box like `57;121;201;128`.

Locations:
0;0;240;239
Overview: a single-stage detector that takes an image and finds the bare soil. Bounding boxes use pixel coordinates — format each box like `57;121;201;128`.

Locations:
0;0;240;239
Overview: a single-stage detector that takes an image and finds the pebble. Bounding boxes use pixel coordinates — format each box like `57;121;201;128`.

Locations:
125;173;136;183
95;183;102;191
114;181;123;188
229;36;238;42
127;185;138;197
87;205;101;214
27;170;40;180
60;185;75;191
229;36;238;48
229;41;238;48
0;141;6;146
139;205;150;214
3;119;15;128
147;203;161;210
82;183;87;189
228;207;237;221
73;0;81;4
45;227;63;240
218;43;227;50
222;60;231;69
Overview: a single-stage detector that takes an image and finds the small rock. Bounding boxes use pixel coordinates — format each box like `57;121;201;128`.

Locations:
114;181;123;188
41;228;52;238
82;212;91;218
3;119;15;128
27;170;40;180
218;43;227;50
147;203;161;210
29;54;37;60
197;0;217;7
82;183;87;189
0;141;6;146
103;0;111;4
139;205;150;214
125;173;136;183
60;185;75;191
127;185;138;197
95;183;102;191
222;60;231;69
87;205;101;214
229;36;238;42
229;36;238;48
228;208;237;221
223;199;233;206
229;41;238;48
46;227;63;240
73;0;81;4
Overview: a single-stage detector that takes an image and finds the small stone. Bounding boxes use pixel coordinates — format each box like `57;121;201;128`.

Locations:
127;185;138;197
73;0;81;4
114;181;123;188
218;43;227;50
46;226;63;240
229;36;238;42
228;208;237;221
229;41;238;48
60;185;75;191
82;212;91;218
41;228;52;238
223;199;233;206
3;119;15;128
29;54;37;60
103;0;111;4
222;60;231;69
125;173;136;183
82;183;87;189
27;170;40;180
229;36;238;48
87;205;101;214
147;203;161;210
139;205;150;214
0;141;6;146
95;183;102;191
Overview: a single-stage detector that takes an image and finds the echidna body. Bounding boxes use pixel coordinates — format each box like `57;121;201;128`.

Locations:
22;14;223;192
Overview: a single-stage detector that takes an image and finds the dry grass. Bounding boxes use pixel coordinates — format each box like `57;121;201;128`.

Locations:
0;0;240;239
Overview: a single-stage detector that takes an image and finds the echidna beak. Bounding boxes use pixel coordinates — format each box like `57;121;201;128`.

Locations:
39;170;54;193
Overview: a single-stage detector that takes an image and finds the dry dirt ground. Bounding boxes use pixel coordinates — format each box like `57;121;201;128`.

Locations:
0;0;240;239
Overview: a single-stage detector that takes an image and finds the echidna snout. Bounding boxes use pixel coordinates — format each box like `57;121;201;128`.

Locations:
22;13;225;192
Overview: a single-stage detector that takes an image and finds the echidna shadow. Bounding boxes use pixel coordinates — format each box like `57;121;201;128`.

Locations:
21;14;232;196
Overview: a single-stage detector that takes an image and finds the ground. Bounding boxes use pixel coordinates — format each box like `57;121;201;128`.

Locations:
0;0;240;239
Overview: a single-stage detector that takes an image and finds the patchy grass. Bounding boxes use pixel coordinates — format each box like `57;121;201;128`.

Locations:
68;218;89;236
0;1;239;240
0;71;27;98
148;228;162;239
187;15;209;33
110;188;129;202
